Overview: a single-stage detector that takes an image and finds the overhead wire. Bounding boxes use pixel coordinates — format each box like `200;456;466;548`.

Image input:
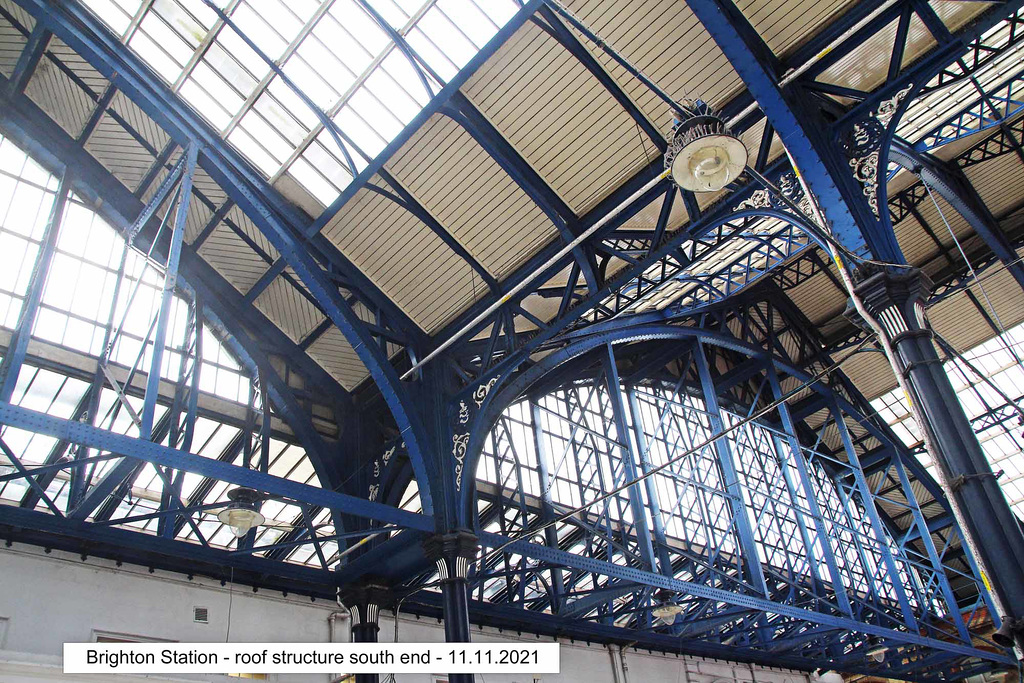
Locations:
400;0;910;380
921;179;1024;365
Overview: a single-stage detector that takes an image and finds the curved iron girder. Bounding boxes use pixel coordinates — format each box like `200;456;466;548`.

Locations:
889;136;1024;291
912;68;1024;152
16;0;437;513
460;344;978;651
305;0;547;239
448;0;1024;382
684;0;893;261
451;204;829;408
460;322;942;526
198;0;498;299
0;149;348;524
453;326;1007;674
0;50;358;526
0;73;346;405
199;298;346;527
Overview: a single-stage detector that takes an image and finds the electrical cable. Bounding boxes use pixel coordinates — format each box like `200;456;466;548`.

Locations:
744;166;913;271
787;148;1010;623
478;334;871;565
400;0;913;381
225;565;235;642
922;180;1023;366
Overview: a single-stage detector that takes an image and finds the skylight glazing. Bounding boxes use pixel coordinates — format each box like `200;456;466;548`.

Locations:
0;133;339;567
870;322;1024;517
82;0;518;207
469;376;934;614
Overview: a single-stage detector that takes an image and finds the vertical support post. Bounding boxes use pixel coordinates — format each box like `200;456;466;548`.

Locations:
530;400;566;602
625;385;674;576
139;142;198;440
855;267;1024;648
765;364;853;617
0;171;71;402
244;369;270;473
693;343;768;596
601;344;657;571
347;583;388;683
159;295;202;539
424;531;477;683
830;397;920;631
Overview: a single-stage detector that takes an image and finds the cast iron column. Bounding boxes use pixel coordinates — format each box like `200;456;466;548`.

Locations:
424;530;478;683
854;267;1024;650
347;583;388;683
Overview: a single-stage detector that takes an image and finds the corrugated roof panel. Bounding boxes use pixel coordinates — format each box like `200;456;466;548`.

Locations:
253;274;326;343
306;326;367;391
322;186;481;332
786;263;847;326
83;111;158;192
816;2;984;95
109;91;168;153
386;113;558;280
619;191;688;232
45;37;108;98
197;221;272;295
901;21;1024;144
462;20;657;216
893;188;975;267
23;57;93;139
225;204;278;261
0;0;32;78
736;0;857;58
964;152;1024;217
928;261;1024;352
558;0;744;136
188;163;227;209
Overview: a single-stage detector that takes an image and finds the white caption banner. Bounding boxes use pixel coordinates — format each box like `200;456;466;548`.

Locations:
64;642;560;674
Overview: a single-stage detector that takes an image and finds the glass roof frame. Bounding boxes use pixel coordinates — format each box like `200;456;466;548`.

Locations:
82;0;519;207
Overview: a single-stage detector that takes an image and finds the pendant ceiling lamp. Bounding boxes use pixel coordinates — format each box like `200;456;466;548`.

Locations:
217;486;266;538
665;100;747;193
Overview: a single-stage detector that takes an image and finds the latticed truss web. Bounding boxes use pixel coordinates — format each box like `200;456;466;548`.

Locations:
471;374;979;648
0;132;347;565
871;323;1024;517
81;0;517;206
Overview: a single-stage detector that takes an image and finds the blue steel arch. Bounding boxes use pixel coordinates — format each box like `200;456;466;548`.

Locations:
450;322;1003;676
9;0;439;514
452;204;834;411
461;322;883;521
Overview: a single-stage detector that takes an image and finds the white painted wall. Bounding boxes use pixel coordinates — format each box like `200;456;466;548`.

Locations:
0;545;813;683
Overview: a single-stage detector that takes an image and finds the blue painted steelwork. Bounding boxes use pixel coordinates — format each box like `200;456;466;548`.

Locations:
890;137;1024;291
0;170;71;402
0;0;1020;674
913;69;1024;151
454;324;1006;675
683;0;887;260
6;21;48;93
142;143;198;439
8;0;437;511
0;399;434;531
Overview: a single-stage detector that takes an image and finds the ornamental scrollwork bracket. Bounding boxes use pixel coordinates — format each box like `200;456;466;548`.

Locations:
839;86;912;218
449;374;500;492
